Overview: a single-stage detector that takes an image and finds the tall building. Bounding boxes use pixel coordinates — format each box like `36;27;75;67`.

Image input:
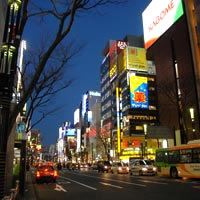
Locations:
100;36;160;162
143;0;200;143
80;90;101;162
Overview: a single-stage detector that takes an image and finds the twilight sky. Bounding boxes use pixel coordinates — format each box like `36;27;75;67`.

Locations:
23;0;151;146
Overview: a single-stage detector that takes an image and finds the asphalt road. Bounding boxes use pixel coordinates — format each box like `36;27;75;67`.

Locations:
32;168;200;200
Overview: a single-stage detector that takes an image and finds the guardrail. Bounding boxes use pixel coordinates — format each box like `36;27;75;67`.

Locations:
2;180;19;200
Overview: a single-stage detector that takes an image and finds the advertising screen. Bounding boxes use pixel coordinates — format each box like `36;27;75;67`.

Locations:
126;47;147;71
130;75;149;109
142;0;184;49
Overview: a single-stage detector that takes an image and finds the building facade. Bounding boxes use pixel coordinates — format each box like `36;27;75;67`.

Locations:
100;36;160;162
143;0;200;144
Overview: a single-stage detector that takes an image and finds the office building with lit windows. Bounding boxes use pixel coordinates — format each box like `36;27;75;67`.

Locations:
100;35;160;162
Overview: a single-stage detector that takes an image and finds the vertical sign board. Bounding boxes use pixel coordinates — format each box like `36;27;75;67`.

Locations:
109;41;118;82
109;40;127;82
130;75;149;109
142;0;184;49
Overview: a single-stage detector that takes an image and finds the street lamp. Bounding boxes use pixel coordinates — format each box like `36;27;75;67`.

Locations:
143;124;148;159
189;108;196;140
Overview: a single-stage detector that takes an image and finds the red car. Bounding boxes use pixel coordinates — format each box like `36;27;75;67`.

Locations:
35;165;58;183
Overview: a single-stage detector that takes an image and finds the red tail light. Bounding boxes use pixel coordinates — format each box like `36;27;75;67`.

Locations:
54;170;58;177
44;168;48;172
36;171;40;177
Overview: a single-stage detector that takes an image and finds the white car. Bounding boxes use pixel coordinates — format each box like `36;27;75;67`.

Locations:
111;162;129;174
129;159;157;176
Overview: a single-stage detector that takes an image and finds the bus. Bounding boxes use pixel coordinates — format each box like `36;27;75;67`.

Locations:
155;142;200;179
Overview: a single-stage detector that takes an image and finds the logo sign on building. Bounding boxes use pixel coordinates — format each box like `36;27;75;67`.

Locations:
126;47;147;71
142;0;184;49
116;40;127;54
130;75;149;109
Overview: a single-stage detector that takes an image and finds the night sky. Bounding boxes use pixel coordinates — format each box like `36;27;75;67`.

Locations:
23;0;151;146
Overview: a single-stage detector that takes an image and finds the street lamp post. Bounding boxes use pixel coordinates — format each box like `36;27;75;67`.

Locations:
189;108;196;140
143;124;147;159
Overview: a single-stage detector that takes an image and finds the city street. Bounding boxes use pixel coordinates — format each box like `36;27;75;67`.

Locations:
31;168;200;200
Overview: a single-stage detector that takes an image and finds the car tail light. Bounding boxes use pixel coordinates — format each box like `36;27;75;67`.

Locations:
54;170;58;177
36;171;40;177
44;168;48;172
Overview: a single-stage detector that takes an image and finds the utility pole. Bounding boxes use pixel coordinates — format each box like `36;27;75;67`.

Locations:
0;0;23;198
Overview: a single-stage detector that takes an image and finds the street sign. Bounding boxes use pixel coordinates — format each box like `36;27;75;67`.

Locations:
146;126;174;139
16;122;26;134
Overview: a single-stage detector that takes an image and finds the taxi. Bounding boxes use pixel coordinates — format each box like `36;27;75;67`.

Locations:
35;165;58;183
111;162;129;174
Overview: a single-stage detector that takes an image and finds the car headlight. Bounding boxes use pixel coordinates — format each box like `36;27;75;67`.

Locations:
142;167;148;171
153;167;157;171
118;167;122;171
126;167;129;171
104;166;108;169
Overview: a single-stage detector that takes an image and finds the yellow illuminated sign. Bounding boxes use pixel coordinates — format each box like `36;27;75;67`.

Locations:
126;47;147;71
118;49;127;73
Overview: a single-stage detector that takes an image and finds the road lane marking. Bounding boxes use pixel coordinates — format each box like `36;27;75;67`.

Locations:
68;172;146;187
59;176;97;190
100;182;123;189
139;180;168;185
193;185;200;190
54;184;67;192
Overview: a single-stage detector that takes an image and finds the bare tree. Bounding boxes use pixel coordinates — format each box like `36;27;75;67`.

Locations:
8;0;128;136
157;73;197;140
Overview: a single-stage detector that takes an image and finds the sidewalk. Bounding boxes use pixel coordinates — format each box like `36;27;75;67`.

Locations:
22;169;37;200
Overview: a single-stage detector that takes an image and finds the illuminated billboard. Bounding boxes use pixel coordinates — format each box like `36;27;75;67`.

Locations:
65;128;76;136
142;0;184;49
130;75;149;109
74;108;80;124
118;49;127;74
109;41;118;82
126;47;147;71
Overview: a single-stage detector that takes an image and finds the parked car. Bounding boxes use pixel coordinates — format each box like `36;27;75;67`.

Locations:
111;162;129;174
35;165;58;183
129;159;157;176
97;161;112;173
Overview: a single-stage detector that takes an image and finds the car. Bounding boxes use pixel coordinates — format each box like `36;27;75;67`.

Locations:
129;159;157;176
111;162;129;174
35;165;58;183
97;161;112;173
91;163;98;170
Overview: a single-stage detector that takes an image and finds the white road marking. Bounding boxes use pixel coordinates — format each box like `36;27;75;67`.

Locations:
100;182;123;189
59;176;97;190
67;172;146;187
139;180;168;185
193;185;200;190
54;184;67;192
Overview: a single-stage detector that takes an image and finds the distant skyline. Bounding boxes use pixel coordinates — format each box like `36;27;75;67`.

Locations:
23;0;151;146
